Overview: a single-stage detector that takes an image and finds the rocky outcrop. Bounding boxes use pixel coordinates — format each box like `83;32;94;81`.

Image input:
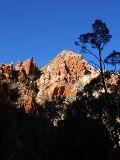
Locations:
22;57;38;75
0;50;98;107
17;96;36;113
12;82;38;114
0;50;119;115
0;57;39;112
0;64;14;83
36;50;98;104
16;57;38;75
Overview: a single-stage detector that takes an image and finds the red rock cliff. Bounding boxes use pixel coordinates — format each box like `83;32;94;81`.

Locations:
36;50;98;104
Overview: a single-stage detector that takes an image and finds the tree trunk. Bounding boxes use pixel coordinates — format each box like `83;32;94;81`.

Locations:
98;48;119;150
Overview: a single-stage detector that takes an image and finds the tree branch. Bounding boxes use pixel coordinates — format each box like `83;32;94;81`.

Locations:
81;47;106;70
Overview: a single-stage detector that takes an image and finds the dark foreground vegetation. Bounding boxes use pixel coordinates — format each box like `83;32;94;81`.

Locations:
0;99;119;160
0;104;112;160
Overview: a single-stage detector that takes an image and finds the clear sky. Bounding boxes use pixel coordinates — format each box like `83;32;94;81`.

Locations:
0;0;120;69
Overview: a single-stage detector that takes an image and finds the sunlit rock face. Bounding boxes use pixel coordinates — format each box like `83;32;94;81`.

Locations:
16;57;38;75
0;64;14;83
36;50;99;105
0;51;98;109
0;50;119;115
22;57;38;75
0;58;39;113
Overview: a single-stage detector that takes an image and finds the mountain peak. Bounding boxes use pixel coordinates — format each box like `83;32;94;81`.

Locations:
56;50;82;58
36;50;98;105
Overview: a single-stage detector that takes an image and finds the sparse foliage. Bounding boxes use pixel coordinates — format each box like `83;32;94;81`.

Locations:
104;50;120;72
75;19;112;60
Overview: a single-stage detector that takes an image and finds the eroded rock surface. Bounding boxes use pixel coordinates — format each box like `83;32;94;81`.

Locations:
16;57;38;75
0;50;119;115
36;50;98;104
0;58;39;112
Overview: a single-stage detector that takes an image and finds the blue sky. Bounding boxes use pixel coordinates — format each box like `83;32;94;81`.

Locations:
0;0;120;69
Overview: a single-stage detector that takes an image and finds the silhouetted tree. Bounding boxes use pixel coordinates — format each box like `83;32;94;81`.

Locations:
104;50;120;72
75;19;119;149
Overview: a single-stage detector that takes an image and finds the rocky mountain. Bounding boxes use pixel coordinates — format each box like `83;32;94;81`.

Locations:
36;50;99;105
0;50;119;115
0;50;99;111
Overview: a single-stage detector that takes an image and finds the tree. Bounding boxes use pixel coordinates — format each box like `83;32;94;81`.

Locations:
75;19;119;149
104;50;120;72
